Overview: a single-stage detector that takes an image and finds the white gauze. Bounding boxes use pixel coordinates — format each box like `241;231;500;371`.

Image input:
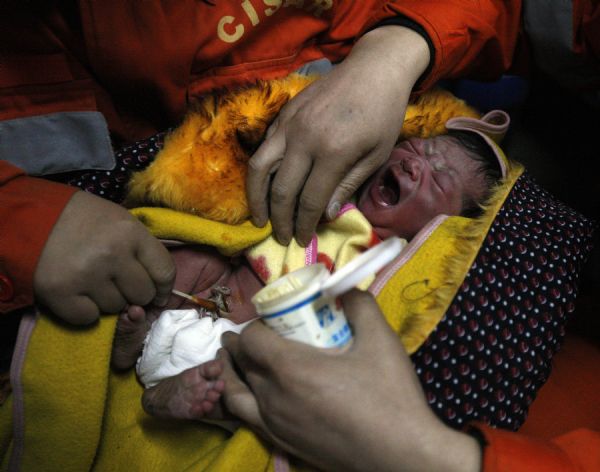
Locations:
136;309;252;388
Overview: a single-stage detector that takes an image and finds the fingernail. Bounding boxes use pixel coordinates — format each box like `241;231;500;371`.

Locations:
252;216;266;228
296;236;308;248
277;235;291;246
327;201;341;220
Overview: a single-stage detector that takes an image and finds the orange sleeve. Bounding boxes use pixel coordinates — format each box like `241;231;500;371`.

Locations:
380;0;522;91
0;3;99;121
0;161;78;313
473;423;600;471
0;4;128;138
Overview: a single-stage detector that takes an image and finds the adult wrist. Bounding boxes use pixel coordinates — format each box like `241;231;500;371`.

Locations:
369;16;435;88
430;427;483;472
355;24;430;88
369;414;482;472
403;419;482;472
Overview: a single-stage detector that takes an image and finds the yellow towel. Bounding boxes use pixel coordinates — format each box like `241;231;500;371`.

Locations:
0;312;277;471
374;163;523;354
246;204;383;288
130;207;272;256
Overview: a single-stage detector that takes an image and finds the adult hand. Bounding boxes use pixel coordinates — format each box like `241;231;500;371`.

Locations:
247;26;430;246
220;290;481;472
33;191;175;325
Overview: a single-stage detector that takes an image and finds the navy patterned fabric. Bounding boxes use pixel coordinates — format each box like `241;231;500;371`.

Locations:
49;132;166;203
412;171;596;431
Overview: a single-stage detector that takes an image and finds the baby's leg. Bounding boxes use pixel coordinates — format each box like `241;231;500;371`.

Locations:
112;305;153;370
141;359;225;420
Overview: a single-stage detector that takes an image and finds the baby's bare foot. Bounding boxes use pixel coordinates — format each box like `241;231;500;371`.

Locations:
111;305;151;370
142;361;225;420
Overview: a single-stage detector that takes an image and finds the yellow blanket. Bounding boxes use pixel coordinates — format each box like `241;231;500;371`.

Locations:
0;161;522;472
0;310;279;471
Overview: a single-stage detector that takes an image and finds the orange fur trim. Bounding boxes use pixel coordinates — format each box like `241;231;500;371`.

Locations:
401;89;480;139
126;77;479;224
126;74;317;224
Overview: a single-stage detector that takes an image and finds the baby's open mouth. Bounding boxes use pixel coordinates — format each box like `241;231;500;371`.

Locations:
378;168;400;205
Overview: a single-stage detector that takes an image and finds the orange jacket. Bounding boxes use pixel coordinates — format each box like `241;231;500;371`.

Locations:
478;425;600;471
0;1;521;141
473;332;600;471
0;0;520;310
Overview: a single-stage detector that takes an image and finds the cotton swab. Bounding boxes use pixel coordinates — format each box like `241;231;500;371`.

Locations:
171;289;219;312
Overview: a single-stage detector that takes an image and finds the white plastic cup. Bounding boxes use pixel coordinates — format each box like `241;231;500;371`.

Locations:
251;264;352;348
251;237;406;349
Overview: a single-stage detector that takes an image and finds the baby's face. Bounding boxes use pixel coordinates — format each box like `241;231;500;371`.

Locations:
358;135;487;239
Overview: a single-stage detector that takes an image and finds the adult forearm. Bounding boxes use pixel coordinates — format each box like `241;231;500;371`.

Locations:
347;25;430;97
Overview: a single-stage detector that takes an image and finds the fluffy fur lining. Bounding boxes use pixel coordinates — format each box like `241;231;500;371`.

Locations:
125;77;479;224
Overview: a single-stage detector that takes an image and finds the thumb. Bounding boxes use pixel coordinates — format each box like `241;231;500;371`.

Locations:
217;349;264;427
326;150;387;220
342;290;413;373
341;290;393;349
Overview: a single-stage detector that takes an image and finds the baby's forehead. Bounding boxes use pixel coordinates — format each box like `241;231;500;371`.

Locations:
426;134;462;148
427;134;487;180
423;134;474;161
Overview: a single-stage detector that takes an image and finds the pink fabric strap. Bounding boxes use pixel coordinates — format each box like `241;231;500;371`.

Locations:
445;110;511;178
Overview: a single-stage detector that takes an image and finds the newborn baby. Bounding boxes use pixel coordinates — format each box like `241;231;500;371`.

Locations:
112;127;505;422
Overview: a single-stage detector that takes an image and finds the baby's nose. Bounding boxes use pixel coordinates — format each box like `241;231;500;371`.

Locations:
401;156;423;181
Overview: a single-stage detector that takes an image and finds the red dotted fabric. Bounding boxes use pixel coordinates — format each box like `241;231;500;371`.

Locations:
412;172;596;431
49;132;167;203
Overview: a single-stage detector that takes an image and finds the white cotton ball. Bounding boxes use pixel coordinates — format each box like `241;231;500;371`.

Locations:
136;309;252;388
